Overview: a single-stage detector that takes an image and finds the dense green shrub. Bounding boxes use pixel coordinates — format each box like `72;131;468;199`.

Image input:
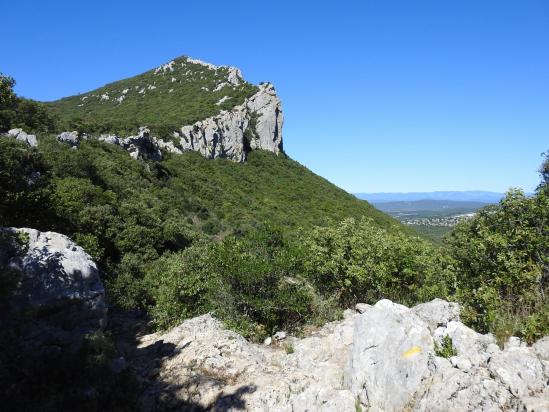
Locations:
445;189;548;343
144;226;328;340
300;217;449;307
0;139;52;227
0;73;57;134
33;138;403;314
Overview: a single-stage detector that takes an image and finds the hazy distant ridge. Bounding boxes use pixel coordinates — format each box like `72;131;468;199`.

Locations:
355;191;505;203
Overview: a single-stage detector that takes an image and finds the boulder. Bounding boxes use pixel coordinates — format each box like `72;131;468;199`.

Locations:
121;127;162;161
138;311;359;411
0;227;106;354
98;127;163;161
5;128;38;146
57;131;81;146
98;134;120;145
355;302;371;313
411;298;461;332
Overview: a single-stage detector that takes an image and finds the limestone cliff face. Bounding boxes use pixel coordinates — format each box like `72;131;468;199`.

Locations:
168;82;284;162
57;82;284;163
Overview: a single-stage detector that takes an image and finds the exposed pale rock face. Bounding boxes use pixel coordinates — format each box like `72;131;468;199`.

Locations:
0;228;107;354
99;127;162;161
122;127;162;161
171;82;283;162
411;298;461;332
91;83;283;163
245;83;284;154
136;299;549;411
138;311;359;411
57;130;81;146
348;300;435;410
4;128;38;147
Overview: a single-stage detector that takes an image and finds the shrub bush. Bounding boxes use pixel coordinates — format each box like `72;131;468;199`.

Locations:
300;217;448;307
445;189;548;342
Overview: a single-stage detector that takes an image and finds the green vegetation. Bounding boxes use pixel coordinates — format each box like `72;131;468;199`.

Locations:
0;138;52;227
284;343;295;354
46;56;258;137
300;217;447;307
143;218;440;340
434;335;457;358
446;184;548;343
0;73;57;134
408;224;452;244
0;70;548;408
144;227;327;339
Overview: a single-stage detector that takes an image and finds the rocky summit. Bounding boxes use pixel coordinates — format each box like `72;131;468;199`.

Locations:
48;56;283;162
134;299;549;411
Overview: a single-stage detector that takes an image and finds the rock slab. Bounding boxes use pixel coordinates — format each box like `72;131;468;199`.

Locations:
137;300;549;411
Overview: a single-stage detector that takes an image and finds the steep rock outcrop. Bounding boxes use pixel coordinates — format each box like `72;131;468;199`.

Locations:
0;227;107;354
171;82;283;162
136;299;549;411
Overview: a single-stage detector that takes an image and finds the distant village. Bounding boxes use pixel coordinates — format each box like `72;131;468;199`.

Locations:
400;213;476;227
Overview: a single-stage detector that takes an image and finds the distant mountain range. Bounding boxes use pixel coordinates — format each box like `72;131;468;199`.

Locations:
355;191;505;204
372;199;490;214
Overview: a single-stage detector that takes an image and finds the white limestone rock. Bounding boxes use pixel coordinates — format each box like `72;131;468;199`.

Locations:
434;321;498;367
136;299;549;411
0;227;107;354
347;299;435;411
177;83;283;162
139;311;359;411
98;134;120;145
98;127;162;161
532;336;549;360
57;131;81;146
411;298;461;332
487;344;547;400
355;302;372;313
6;128;38;147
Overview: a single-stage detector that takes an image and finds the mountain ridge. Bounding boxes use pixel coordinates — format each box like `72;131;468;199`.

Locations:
46;55;284;162
356;191;506;203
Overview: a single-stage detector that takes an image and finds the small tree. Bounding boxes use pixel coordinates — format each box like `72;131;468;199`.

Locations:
0;73;16;131
538;150;549;193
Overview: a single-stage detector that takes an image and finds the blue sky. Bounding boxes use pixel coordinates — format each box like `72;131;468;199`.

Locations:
4;0;548;193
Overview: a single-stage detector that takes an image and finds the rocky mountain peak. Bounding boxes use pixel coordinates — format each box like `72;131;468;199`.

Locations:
49;56;283;162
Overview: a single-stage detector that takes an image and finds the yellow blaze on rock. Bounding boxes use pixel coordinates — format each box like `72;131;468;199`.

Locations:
402;346;422;358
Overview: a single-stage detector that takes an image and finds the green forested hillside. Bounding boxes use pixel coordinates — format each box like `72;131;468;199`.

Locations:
2;135;406;312
46;56;258;136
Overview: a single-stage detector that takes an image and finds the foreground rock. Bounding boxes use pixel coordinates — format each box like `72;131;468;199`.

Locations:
137;299;549;411
0;227;107;354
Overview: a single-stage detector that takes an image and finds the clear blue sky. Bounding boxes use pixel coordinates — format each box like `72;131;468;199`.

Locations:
4;0;548;193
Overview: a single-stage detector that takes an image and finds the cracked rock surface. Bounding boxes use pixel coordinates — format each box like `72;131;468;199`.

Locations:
135;298;549;411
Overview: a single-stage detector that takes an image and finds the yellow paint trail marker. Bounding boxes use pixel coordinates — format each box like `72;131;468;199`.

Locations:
402;346;422;358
